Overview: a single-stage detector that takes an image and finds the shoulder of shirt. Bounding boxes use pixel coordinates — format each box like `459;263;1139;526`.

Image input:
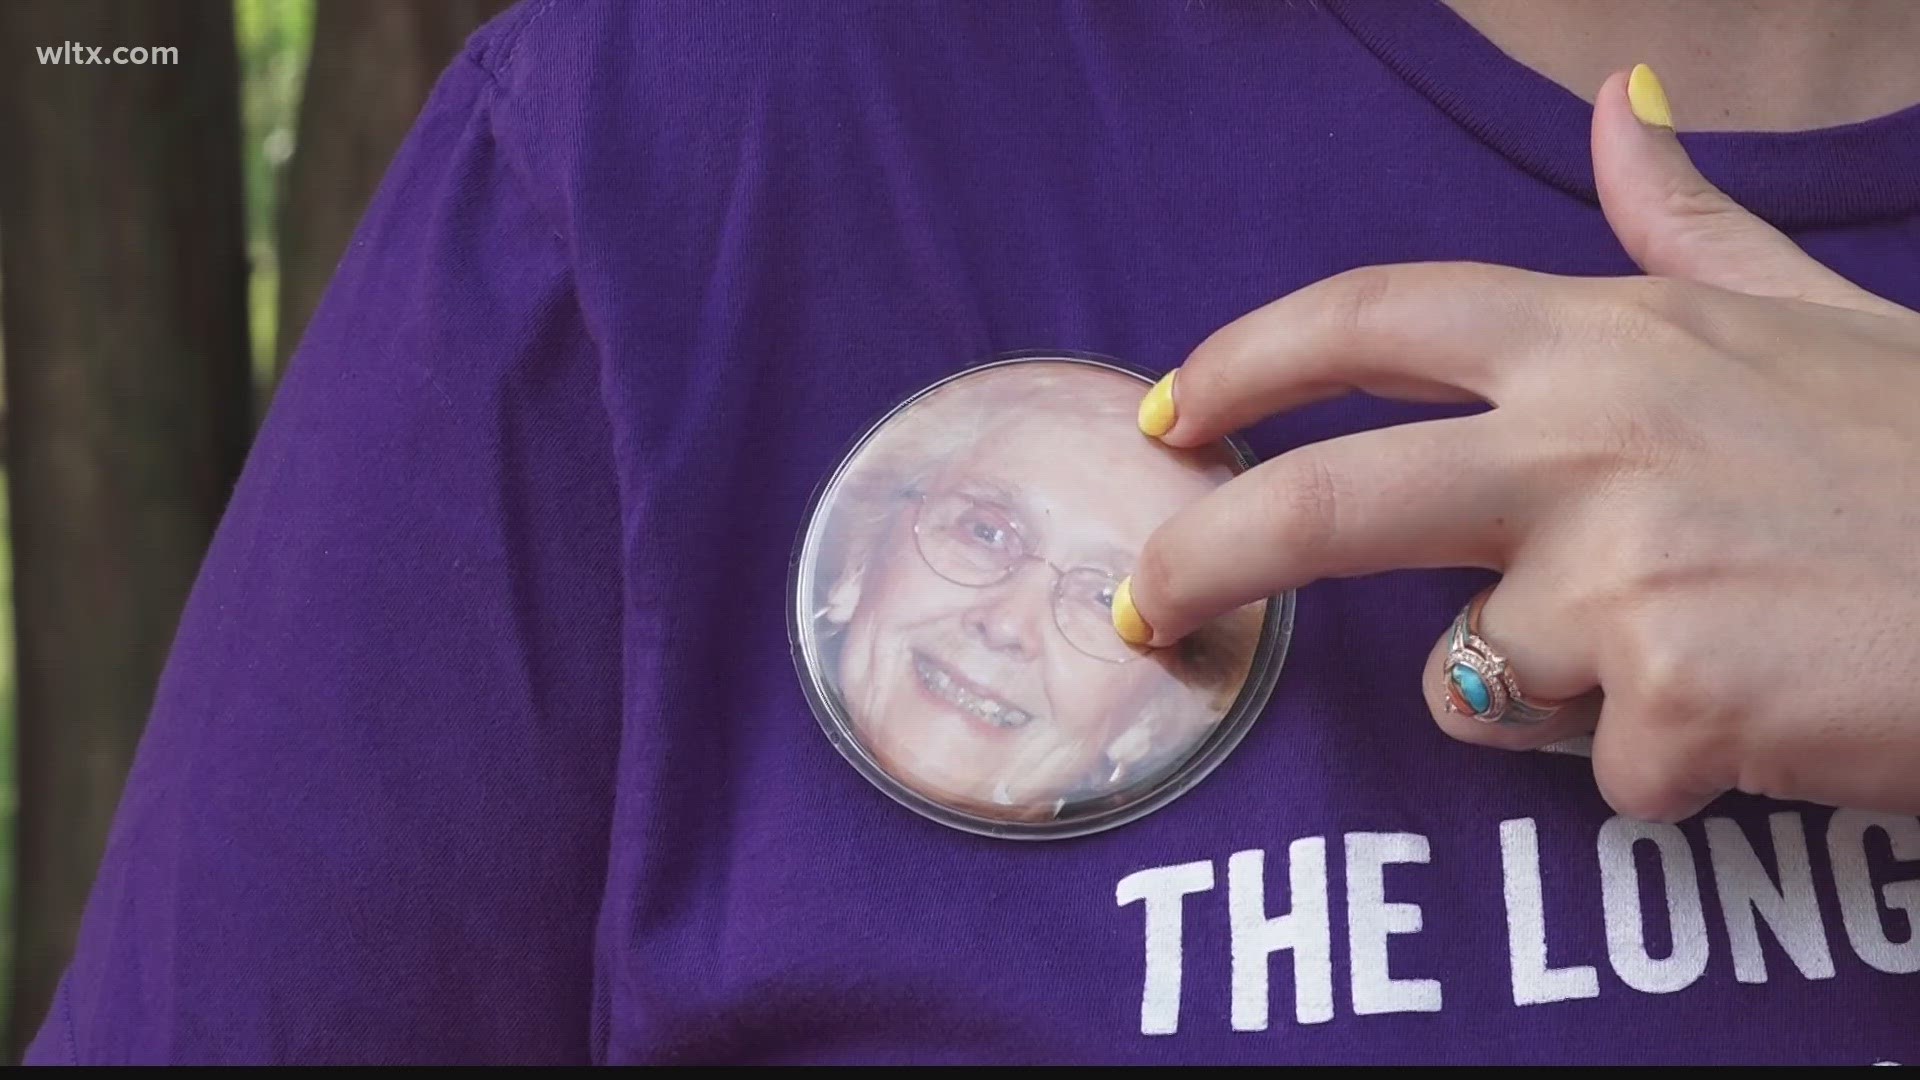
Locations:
458;0;924;101
444;0;948;219
459;0;563;88
457;0;1347;123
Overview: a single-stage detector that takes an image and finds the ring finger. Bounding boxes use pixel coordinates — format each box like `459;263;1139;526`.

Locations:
1421;571;1604;752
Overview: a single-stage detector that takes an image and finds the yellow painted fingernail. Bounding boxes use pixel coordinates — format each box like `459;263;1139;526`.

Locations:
1137;370;1178;439
1112;576;1154;646
1628;63;1673;129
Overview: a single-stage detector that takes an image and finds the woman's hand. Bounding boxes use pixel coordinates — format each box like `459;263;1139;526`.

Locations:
1113;65;1920;824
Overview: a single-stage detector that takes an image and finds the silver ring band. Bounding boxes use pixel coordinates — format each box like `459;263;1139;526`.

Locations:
1442;591;1569;727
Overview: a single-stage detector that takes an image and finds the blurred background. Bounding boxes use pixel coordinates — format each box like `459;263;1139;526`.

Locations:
0;0;515;1058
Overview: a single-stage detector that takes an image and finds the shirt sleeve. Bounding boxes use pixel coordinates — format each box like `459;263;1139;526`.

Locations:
23;40;622;1066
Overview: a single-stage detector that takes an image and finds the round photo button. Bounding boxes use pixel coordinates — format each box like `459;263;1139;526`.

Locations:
789;352;1292;839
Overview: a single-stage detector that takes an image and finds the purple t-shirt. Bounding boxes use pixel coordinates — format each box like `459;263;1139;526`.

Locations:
29;0;1920;1065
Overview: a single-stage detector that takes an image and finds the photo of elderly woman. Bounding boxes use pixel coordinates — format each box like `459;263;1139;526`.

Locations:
794;356;1275;831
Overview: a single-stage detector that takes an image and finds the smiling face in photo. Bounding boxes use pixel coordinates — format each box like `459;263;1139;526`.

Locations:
813;361;1263;823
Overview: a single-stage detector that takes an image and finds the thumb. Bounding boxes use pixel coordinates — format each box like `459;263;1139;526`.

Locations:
1592;65;1894;315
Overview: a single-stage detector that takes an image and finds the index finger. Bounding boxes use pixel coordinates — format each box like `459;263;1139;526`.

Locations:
1148;261;1606;449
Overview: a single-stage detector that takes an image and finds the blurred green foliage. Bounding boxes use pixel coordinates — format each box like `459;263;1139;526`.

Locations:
235;0;314;385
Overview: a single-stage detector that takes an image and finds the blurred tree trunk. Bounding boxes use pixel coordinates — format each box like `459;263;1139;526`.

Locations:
272;0;513;383
0;0;251;1056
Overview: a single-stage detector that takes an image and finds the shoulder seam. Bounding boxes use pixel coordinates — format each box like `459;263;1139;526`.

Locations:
500;0;561;80
452;0;570;249
462;58;570;251
466;0;562;87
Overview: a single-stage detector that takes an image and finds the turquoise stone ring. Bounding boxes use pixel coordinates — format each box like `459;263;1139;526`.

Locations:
1447;663;1492;714
1442;591;1568;726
